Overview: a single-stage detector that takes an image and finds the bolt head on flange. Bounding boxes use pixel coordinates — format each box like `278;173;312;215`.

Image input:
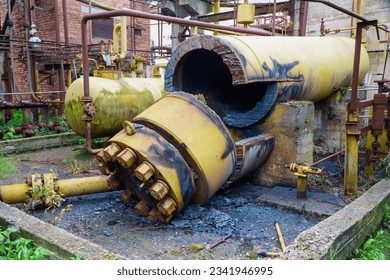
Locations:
134;200;150;216
103;143;122;162
157;197;177;216
134;162;155;182
120;190;133;205
117;148;137;168
149;180;169;200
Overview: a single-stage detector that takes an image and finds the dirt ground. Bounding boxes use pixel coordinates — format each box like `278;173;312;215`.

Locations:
1;145;324;259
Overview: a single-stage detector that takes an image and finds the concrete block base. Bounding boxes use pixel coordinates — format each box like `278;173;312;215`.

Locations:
252;101;314;187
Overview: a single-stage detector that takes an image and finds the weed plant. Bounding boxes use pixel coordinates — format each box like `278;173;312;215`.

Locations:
0;153;16;179
350;205;390;260
0;226;50;260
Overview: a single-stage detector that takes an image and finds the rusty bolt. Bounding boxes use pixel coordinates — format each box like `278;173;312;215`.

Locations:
96;150;106;163
134;200;150;216
147;207;165;222
157;197;177;216
120;190;133;205
103;143;122;162
134;162;155;182
107;174;122;190
149;180;170;201
117;148;137;168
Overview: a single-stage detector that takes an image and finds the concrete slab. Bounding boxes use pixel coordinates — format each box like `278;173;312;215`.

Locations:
256;186;346;217
0;201;124;260
0;132;82;154
282;178;390;260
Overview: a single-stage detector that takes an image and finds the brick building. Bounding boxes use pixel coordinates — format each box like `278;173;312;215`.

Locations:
0;0;152;95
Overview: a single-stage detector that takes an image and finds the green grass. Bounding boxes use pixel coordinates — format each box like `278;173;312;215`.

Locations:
350;205;390;260
0;226;50;260
0;154;16;179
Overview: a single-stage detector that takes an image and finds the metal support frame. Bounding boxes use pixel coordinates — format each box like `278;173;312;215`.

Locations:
302;0;386;197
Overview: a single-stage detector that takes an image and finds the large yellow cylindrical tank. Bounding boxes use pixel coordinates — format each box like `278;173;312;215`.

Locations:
165;35;369;127
65;76;165;138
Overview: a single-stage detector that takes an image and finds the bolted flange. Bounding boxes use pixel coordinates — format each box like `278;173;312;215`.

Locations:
149;180;169;201
134;162;155;182
103;143;122;162
117;148;137;168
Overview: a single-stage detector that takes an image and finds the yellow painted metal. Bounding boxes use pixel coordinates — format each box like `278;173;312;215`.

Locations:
65;76;165;138
289;163;323;198
344;111;360;196
274;222;286;252
217;35;369;102
167;35;370;106
0;175;110;204
134;93;236;203
112;16;127;60
107;126;190;213
213;0;220;34
104;92;238;221
237;4;255;26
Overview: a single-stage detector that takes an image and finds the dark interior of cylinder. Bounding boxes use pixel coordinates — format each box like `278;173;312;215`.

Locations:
174;49;274;128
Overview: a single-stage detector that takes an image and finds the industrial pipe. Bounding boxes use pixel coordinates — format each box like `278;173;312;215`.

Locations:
80;9;270;153
112;16;127;60
98;92;274;222
165;35;370;128
0;175;111;204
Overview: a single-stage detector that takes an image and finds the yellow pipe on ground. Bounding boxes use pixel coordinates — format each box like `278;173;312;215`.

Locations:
0;175;110;204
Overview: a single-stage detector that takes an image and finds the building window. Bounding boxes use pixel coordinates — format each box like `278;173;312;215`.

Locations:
91;18;114;39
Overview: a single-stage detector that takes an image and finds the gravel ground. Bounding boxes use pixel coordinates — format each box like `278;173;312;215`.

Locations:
1;146;322;259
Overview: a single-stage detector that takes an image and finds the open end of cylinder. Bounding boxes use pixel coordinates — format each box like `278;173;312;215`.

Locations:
169;49;277;128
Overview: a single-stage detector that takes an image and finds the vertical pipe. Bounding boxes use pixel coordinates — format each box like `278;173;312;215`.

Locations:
54;0;65;113
7;0;17;96
54;0;60;43
233;0;237;27
213;0;220;35
89;0;92;44
272;0;276;36
298;1;308;36
63;0;69;45
344;23;363;196
287;0;295;36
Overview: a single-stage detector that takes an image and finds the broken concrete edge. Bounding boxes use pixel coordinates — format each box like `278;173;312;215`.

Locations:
0;201;126;260
281;178;390;260
0;132;83;154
